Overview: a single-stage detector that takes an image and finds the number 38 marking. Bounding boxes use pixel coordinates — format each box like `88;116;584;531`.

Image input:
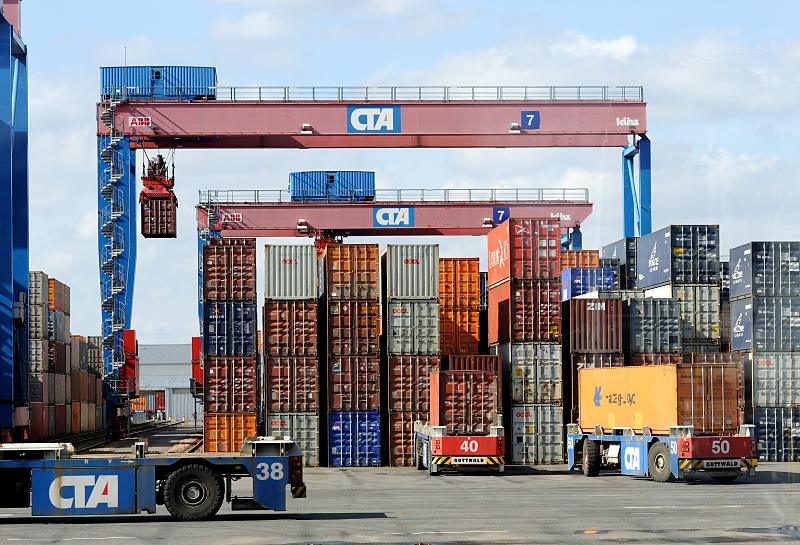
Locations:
256;462;284;481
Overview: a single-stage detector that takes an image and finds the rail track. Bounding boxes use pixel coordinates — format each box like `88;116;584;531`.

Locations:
50;421;181;453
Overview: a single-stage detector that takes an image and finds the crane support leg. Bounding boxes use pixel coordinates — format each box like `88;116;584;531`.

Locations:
622;135;652;238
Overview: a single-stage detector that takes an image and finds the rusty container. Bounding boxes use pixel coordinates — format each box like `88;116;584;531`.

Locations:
560;249;600;270
430;370;500;435
323;244;380;300
389;411;427;466
387;355;441;412
439;307;480;355
204;413;258;453
140;191;178;238
487;218;561;287
488;279;561;345
262;300;317;357
578;364;743;435
204;357;258;413
439;257;480;308
566;298;623;353
328;356;381;411
327;300;380;355
628;353;684;366
442;354;503;402
202;238;257;301
266;356;319;412
47;278;70;314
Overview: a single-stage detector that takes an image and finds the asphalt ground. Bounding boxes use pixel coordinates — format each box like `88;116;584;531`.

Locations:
0;462;797;544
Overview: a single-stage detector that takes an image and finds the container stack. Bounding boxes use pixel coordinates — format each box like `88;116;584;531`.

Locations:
720;260;731;352
487;219;564;464
202;238;258;453
323;244;381;467
561;267;618;301
730;241;800;461
383;244;440;467
69;335;101;433
602;237;638;289
479;271;489;353
263;245;321;467
47;276;71;436
637;225;721;354
28;271;51;439
430;361;500;436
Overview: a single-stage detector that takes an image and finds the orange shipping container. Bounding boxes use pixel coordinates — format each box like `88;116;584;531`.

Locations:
47;278;70;313
323;244;380;300
578;364;743;436
204;413;258;453
560;250;600;270
438;258;480;308
487;218;561;287
439;307;480;355
71;401;81;433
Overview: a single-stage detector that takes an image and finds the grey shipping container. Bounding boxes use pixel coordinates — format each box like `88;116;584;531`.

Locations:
29;304;48;340
731;296;800;352
623;298;681;353
385;301;440;355
511;404;564;465
493;343;562;404
644;285;721;345
382;244;439;300
753;407;800;462
29;271;49;306
264;245;318;300
48;311;70;343
266;413;320;467
29;339;47;374
636;225;720;288
730;242;800;299
746;352;800;407
720;261;730;302
602;237;637;289
574;289;645;302
720;300;731;350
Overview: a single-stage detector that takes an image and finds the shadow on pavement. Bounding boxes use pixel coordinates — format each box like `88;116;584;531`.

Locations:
0;511;389;525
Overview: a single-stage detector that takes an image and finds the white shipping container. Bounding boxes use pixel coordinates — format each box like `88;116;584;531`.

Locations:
644;284;721;344
382;244;439;300
266;412;320;467
48;311;70;343
493;343;562;404
28;271;49;306
29;304;48;340
385;300;440;355
264;245;318;300
29;339;48;374
747;352;800;407
511;404;564;465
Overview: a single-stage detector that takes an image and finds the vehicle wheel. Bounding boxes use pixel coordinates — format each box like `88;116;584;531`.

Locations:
648;442;674;483
711;475;739;483
163;464;224;521
582;440;600;477
415;443;425;471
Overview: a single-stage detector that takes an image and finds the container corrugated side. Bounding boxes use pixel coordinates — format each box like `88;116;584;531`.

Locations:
439;257;480;307
438;307;479;356
602;237;637;289
289;171;375;202
567;298;623;353
511;404;564;465
561;267;618;300
328;411;381;467
753;407;800;462
29;271;49;306
203;238;257;301
730;242;800;299
746;352;800;407
389;411;427;466
387;355;440;412
492;343;558;405
487;219;561;287
264;245;318;299
430;371;499;435
488;279;561;344
324;244;380;300
560;250;600;270
266;413;320;466
623;298;681;353
382;244;440;300
100;66;217;99
327;300;380;356
203;301;258;356
328;356;381;411
385;301;440;355
263;300;317;356
636;225;720;288
731;296;800;352
203;413;257;453
644;285;721;345
266;357;318;412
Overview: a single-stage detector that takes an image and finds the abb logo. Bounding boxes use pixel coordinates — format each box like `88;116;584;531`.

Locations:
49;475;118;509
282;258;297;265
220;212;243;223
403;259;420;265
128;116;151;127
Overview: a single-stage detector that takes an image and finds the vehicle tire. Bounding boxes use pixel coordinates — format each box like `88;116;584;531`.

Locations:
711;475;739;484
648;442;674;483
415;442;425;471
582;440;601;477
163;463;224;521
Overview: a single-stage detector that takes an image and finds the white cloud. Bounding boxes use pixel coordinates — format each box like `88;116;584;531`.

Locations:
211;10;281;41
550;31;638;61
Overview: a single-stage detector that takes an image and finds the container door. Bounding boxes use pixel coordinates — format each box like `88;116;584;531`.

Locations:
151;67;165;97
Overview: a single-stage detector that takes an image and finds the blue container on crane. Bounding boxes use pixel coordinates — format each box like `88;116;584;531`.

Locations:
289;171;375;202
100;66;217;100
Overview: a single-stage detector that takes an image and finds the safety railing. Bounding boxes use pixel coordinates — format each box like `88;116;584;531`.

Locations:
199;188;589;205
103;85;644;103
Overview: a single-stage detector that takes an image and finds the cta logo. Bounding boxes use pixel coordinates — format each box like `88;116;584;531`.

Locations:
648;242;659;272
373;207;414;227
49;475;118;509
347;105;401;133
616;117;640;127
624;447;641;471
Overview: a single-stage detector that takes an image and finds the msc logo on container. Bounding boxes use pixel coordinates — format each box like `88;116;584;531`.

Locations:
373;207;414;227
347;105;401;133
49;475;118;509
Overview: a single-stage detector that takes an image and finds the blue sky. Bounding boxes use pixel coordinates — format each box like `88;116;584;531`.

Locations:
21;1;800;342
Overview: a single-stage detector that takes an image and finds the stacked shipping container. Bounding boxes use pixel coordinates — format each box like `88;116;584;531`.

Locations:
263;245;321;466
202;238;258;453
383;245;440;466
730;242;800;461
487;219;564;464
324;244;381;466
602;237;637;289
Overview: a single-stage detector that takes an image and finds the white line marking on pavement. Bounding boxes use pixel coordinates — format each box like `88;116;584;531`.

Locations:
383;530;511;536
8;539;134;542
624;505;742;510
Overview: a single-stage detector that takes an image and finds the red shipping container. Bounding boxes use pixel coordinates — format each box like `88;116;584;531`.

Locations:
140;191;177;238
438;307;480;356
191;336;203;387
628;353;684;366
430;371;499;435
685;353;743;365
80;372;89;401
488;279;561;345
202;238;257;301
29;402;46;440
47;278;70;314
328;356;380;411
49;341;68;374
389;411;427;466
327;300;380;355
487;218;561;287
154;391;166;411
70;369;80;401
263;300;317;357
560;249;600;270
204;357;258;413
388;355;441;412
567;298;623;353
88;376;97;403
323;244;380;300
442;354;502;402
266;356;319;412
55;404;67;436
121;329;139;396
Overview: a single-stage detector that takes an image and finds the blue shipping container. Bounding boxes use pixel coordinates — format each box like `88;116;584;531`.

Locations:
731;296;800;352
328;411;381;467
561;267;617;300
602;237;637;289
203;301;257;356
100;66;217;100
636;225;720;289
289;171;375;202
753;407;800;462
729;242;800;300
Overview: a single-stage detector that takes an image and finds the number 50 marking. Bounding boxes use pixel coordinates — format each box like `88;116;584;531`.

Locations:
256;462;285;481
